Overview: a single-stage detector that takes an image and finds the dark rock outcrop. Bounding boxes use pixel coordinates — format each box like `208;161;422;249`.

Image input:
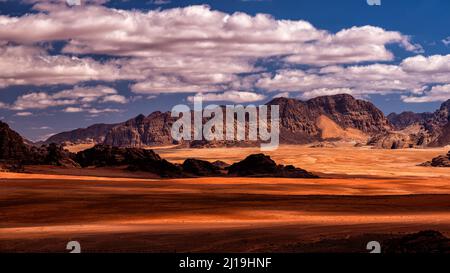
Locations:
75;144;183;177
420;151;450;167
212;160;230;169
227;153;318;178
182;158;221;176
28;143;79;167
383;230;450;253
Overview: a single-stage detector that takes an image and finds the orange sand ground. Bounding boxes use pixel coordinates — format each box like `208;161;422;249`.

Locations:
1;145;450;252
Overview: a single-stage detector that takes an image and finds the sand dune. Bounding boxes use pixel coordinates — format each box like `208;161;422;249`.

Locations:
316;115;368;141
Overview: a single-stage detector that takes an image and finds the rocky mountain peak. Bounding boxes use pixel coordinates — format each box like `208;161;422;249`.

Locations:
439;99;450;113
0;121;29;161
134;114;146;121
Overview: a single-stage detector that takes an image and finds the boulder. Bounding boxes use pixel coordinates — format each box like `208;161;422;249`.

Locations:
420;151;450;167
227;154;318;178
182;158;221;176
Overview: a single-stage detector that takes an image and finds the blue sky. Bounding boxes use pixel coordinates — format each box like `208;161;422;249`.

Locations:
0;0;449;140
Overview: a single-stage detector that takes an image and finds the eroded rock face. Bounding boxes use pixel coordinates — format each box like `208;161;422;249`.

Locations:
307;94;392;134
384;99;450;148
421;151;450;167
182;158;221;176
367;132;417;149
227;153;318;178
268;94;391;144
104;112;177;147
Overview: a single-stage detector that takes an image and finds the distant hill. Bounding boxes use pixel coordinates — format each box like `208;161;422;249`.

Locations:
104;112;177;147
43;123;117;145
380;99;450;148
387;111;434;130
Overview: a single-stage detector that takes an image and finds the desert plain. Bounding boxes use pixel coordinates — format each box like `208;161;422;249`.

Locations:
1;144;450;252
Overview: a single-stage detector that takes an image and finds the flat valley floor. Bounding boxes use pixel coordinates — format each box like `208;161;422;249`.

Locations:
1;145;450;252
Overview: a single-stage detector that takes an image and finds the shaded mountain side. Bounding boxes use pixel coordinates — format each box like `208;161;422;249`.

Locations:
44;123;117;145
425;100;450;147
431;122;450;147
0;121;29;161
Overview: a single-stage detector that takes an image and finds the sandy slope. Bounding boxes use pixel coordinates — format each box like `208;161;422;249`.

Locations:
1;145;450;252
316;115;368;141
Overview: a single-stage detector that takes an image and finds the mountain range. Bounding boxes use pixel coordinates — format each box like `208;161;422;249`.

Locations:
32;94;450;149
